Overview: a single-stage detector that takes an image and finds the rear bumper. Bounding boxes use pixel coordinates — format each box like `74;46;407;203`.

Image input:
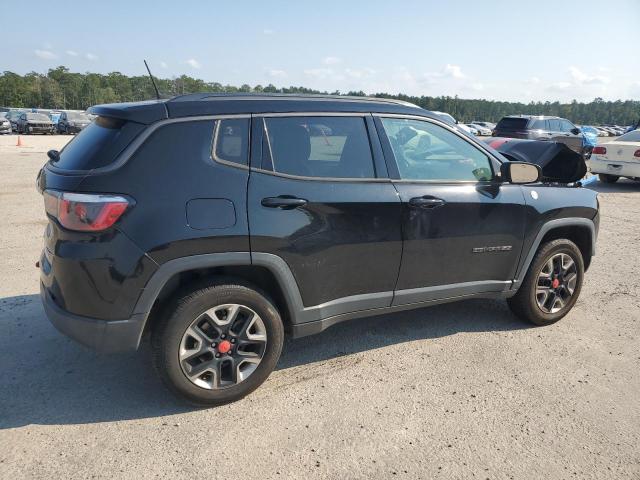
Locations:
41;282;145;353
588;157;640;178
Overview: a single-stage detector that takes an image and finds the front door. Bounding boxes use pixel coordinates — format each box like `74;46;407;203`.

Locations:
375;115;527;306
248;114;403;316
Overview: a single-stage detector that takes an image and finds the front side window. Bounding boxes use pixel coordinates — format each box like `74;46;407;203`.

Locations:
560;119;575;132
213;118;250;166
381;117;493;182
263;116;375;178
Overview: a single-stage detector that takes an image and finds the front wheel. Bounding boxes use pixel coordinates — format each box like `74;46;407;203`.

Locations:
151;280;284;406
599;173;619;183
508;239;584;325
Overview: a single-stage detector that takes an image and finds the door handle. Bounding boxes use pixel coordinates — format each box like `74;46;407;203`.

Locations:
408;196;446;209
261;196;308;209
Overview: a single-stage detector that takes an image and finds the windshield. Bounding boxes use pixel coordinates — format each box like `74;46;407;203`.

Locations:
26;113;50;121
67;112;90;121
615;130;640;142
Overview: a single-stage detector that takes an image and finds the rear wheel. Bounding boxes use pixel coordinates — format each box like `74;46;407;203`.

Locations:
152;280;284;406
508;239;584;326
599;173;619;183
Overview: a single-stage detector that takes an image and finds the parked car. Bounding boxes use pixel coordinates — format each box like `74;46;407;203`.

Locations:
493;115;586;155
431;111;474;135
587;129;640;183
469;123;492;136
6;110;24;132
16;112;55;134
57;111;92;134
471;121;496;132
38;93;599;406
464;123;480;135
0;112;11;134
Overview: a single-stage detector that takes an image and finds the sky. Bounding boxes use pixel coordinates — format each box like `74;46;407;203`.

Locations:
3;0;639;103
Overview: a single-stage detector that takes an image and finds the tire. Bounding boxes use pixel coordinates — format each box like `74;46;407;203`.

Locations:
507;239;584;326
599;173;619;183
151;280;284;406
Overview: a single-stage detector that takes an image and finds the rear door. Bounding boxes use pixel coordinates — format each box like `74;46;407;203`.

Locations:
247;113;403;314
375;115;527;305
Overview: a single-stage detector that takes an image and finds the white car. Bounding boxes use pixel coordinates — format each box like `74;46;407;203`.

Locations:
431;111;474;135
470;124;492;135
464;124;480;135
588;130;640;183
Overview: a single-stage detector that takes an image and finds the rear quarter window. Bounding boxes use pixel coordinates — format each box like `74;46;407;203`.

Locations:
53;116;145;170
496;118;529;130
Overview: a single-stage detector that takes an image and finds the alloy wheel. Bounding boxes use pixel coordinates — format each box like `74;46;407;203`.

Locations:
535;253;578;314
179;304;267;389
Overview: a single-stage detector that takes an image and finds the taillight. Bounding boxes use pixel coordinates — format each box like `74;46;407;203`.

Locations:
634;149;640;158
43;190;130;232
592;146;607;155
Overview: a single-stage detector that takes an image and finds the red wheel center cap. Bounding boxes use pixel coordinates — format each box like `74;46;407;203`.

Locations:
218;340;231;354
552;279;560;289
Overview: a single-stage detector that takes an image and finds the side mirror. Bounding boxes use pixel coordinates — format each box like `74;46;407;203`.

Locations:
47;150;60;162
500;162;541;184
571;127;581;135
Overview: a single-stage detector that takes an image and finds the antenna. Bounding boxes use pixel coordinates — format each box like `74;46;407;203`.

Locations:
144;60;161;100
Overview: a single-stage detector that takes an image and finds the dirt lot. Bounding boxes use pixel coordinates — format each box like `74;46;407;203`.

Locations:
0;134;639;479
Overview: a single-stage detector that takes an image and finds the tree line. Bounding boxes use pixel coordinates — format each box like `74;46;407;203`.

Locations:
1;66;638;125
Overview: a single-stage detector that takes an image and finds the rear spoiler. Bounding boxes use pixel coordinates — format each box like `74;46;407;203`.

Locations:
88;100;168;125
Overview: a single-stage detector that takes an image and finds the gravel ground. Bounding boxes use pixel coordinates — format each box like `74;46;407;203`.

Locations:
0;135;638;479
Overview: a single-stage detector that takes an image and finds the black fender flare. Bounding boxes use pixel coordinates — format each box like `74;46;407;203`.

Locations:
511;217;596;291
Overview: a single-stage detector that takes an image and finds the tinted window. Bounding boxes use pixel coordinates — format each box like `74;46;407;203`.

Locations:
264;116;375;178
548;119;561;131
381;118;493;182
560;119;575;132
213;118;249;166
616;130;640;142
54;116;145;170
496;118;528;130
531;119;547;130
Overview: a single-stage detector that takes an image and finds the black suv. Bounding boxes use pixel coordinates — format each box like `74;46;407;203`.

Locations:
38;94;599;405
57;111;92;134
493;115;586;155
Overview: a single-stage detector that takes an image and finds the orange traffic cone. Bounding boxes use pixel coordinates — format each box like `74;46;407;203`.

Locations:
16;136;24;147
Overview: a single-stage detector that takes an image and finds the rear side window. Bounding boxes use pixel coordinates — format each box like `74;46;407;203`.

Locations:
53;116;145;170
548;119;561;131
531;119;548;130
213;118;250;166
496;118;528;130
263;116;375;178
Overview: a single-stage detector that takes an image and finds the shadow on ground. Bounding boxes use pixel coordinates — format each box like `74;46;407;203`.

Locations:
585;178;640;193
0;293;525;429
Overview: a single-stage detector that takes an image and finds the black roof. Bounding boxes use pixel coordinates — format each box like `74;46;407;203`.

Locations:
89;93;430;124
502;115;562;120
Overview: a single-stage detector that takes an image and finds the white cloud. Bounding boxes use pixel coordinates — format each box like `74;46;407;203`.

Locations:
65;50;78;57
547;81;572;91
268;69;287;78
443;64;465;79
470;83;484;91
34;49;57;60
528;76;541;84
303;67;335;79
344;67;375;79
569;66;609;85
323;56;342;65
160;61;168;69
263;28;274;35
185;58;201;69
85;53;98;61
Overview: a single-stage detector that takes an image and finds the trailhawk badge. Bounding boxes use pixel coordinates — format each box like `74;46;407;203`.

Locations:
472;246;513;253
